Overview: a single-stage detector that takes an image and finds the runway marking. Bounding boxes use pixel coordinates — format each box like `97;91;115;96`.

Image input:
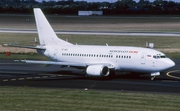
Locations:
166;70;180;79
34;77;41;79
162;80;178;82
11;79;17;81
1;74;70;82
18;78;25;80
42;76;48;78
50;75;57;78
3;79;8;82
26;77;33;79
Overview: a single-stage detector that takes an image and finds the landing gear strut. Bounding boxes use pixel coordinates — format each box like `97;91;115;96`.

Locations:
150;72;160;81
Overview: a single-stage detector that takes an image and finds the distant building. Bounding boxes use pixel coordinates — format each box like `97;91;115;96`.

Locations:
78;11;103;16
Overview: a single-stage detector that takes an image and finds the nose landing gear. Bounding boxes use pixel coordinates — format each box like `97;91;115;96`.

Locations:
151;72;160;81
151;76;155;81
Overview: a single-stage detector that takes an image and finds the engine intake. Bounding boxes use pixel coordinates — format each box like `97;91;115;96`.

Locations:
86;65;110;77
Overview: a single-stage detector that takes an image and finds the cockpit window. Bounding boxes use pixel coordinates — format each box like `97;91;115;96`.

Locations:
157;56;160;59
160;55;167;58
153;55;157;59
153;54;167;59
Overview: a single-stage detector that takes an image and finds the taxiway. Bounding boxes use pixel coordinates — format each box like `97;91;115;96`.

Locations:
0;28;180;36
0;59;180;94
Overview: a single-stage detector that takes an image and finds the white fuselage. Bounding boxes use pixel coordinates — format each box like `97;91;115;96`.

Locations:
39;45;175;74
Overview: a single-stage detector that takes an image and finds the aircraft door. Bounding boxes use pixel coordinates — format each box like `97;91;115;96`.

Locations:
141;52;146;65
152;55;157;68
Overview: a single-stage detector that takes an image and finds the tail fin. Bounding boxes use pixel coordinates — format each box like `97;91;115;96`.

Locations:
34;8;72;46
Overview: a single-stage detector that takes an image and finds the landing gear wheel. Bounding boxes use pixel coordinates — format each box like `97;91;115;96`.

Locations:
151;76;155;81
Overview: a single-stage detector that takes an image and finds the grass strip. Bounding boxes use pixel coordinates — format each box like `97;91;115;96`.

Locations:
0;86;179;111
0;33;179;58
0;53;48;60
0;33;179;48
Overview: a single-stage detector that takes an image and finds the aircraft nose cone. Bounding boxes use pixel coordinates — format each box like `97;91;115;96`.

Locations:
167;59;175;68
171;60;175;67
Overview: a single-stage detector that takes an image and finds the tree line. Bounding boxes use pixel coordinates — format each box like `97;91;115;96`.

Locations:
0;0;180;15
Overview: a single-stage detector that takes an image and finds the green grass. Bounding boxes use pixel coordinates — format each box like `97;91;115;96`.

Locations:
59;34;180;48
0;53;48;60
0;33;180;48
0;33;180;58
0;33;36;45
0;86;179;111
166;53;180;58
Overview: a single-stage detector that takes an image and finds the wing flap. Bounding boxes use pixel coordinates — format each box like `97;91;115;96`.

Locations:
15;60;115;69
15;60;87;67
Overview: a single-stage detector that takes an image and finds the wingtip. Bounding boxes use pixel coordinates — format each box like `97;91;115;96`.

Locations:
14;60;26;63
2;44;8;46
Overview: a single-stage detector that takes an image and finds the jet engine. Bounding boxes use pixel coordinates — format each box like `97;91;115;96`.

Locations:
86;65;110;77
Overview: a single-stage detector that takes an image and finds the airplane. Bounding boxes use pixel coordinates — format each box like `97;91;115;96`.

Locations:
4;8;175;80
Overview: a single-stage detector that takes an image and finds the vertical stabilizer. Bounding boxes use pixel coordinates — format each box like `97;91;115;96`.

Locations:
34;8;72;46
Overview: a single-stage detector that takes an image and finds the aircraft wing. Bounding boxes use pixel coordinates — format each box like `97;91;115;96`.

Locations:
15;60;87;67
15;60;114;69
3;44;46;50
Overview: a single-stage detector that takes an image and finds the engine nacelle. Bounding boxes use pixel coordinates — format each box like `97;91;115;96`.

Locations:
86;65;110;77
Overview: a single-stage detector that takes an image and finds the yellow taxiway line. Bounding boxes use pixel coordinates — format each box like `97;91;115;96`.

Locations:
166;70;180;79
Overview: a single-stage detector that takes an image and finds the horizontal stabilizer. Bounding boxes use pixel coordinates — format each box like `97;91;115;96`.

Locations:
3;44;46;50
